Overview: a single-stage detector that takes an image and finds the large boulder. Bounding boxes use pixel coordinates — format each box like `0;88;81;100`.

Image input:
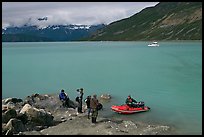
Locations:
19;103;32;114
4;97;23;104
3;98;13;104
2;108;17;123
16;113;28;124
68;99;78;109
5;118;26;135
20;104;54;126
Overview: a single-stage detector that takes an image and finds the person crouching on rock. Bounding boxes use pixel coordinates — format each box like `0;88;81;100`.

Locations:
90;94;99;123
59;89;70;107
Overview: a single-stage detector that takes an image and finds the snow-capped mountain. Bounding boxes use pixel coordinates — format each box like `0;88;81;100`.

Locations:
2;24;106;42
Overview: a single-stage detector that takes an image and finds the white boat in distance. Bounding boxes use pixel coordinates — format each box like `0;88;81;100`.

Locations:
148;41;159;47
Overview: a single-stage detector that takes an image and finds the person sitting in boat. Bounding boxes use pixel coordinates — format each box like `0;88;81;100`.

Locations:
125;95;138;108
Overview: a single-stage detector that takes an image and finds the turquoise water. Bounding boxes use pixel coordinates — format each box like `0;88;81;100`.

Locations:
2;41;202;134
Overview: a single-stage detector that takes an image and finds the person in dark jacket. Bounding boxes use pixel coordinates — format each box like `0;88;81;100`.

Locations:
90;94;99;123
77;88;84;113
125;95;138;108
59;89;69;107
84;95;91;119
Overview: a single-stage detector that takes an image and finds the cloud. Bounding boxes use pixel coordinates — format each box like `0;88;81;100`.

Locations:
2;2;158;28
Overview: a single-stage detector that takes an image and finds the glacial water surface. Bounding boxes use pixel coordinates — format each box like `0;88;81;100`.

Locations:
2;41;202;134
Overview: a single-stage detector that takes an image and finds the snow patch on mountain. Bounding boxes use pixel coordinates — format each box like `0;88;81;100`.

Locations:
52;26;60;30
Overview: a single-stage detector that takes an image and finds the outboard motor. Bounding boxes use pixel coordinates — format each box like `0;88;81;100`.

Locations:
138;101;145;108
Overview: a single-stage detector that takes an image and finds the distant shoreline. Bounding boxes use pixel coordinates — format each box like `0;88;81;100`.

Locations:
2;40;202;43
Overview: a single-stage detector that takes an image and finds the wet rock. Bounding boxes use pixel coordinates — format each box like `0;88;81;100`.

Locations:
100;94;111;100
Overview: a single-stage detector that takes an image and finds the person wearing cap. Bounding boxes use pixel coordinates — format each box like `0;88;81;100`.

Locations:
125;95;138;108
90;94;99;123
59;89;70;107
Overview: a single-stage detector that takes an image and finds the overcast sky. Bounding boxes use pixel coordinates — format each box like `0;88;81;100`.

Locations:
2;2;159;28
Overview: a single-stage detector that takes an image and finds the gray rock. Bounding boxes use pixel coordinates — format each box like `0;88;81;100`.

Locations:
2;105;8;112
16;113;28;124
4;97;23;104
2;123;7;135
6;118;26;134
20;103;54;126
5;129;13;135
20;103;32;114
2;108;17;123
5;102;16;109
100;94;111;100
4;98;13;104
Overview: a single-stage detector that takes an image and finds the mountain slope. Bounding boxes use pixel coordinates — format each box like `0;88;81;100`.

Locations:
88;2;202;41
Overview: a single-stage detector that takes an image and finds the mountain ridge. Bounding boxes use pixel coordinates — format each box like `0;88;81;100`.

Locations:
2;24;105;42
87;2;202;41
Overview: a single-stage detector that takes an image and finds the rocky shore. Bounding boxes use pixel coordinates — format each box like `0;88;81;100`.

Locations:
2;93;172;135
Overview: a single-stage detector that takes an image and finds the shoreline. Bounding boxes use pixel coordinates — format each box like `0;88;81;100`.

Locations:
2;40;202;43
2;93;172;135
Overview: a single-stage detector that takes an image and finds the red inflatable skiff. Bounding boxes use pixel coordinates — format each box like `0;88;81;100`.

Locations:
111;104;150;114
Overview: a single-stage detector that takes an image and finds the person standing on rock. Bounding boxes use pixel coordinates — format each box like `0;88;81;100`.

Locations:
77;88;84;113
59;89;70;107
90;94;99;123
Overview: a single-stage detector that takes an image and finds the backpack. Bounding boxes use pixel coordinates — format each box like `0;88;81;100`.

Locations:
96;103;103;111
75;96;79;102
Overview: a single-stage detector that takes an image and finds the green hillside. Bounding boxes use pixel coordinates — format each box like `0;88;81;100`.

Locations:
88;2;202;41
